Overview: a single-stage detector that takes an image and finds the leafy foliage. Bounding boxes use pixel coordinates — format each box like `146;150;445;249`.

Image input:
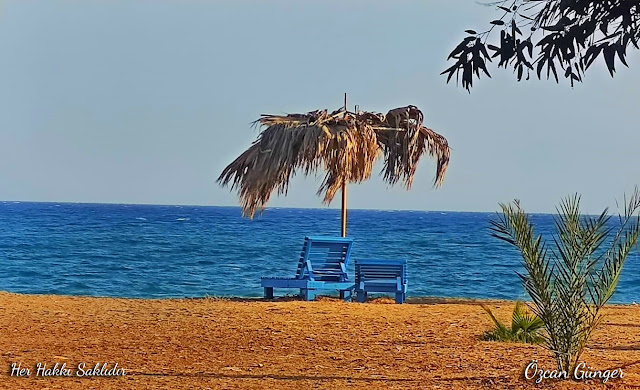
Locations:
443;1;640;91
482;301;544;343
490;190;640;372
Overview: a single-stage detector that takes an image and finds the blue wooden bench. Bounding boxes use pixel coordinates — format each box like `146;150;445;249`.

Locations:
355;259;407;304
261;236;355;301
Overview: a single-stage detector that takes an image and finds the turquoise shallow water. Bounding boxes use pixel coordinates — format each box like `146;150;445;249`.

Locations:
0;202;638;303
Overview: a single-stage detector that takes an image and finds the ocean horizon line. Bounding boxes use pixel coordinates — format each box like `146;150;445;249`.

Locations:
1;199;561;217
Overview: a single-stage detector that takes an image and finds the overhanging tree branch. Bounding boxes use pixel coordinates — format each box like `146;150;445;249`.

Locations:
443;0;640;91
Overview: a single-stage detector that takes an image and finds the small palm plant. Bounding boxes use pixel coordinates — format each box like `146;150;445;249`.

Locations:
490;190;640;373
482;301;544;343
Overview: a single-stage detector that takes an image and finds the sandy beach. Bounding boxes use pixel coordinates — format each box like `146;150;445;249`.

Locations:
0;292;639;389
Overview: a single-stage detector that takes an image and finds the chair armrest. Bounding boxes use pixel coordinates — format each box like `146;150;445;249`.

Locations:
305;260;315;281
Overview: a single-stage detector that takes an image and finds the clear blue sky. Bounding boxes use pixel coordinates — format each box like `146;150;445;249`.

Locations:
1;0;638;214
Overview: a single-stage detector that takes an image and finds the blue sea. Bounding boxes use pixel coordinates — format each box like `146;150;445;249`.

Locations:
1;202;639;303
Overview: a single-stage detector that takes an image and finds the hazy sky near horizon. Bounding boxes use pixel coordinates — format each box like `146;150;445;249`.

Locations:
1;0;639;214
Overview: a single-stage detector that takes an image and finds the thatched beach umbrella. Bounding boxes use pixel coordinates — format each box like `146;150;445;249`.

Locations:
217;100;450;236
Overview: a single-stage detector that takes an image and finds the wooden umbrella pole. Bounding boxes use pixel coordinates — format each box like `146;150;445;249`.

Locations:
341;182;347;237
341;93;348;237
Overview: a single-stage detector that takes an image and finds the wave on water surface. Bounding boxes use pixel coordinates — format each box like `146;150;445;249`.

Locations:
0;202;638;302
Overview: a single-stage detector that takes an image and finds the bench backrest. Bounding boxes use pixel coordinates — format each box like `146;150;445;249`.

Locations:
355;259;407;284
295;236;353;282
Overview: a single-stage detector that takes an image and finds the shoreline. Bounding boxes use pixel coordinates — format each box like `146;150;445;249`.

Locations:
1;291;639;389
1;291;638;307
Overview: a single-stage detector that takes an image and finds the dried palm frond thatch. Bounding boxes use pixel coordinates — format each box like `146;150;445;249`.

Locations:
218;105;450;218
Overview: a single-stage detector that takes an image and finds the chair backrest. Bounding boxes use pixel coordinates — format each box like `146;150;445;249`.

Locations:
355;259;407;284
294;236;354;282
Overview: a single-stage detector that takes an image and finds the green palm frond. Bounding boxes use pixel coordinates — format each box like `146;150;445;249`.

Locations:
512;301;544;334
481;302;544;343
490;188;640;372
481;304;509;333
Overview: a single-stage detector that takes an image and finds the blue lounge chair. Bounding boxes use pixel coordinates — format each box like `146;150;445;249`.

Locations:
261;236;355;301
355;258;407;304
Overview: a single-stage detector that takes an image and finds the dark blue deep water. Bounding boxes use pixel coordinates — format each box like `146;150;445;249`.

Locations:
1;202;638;303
